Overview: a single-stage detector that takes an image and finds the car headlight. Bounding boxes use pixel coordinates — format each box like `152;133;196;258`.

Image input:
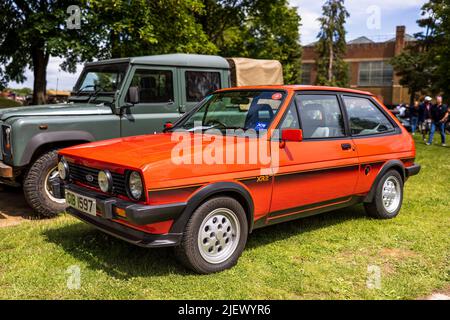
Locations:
127;171;143;200
58;158;69;180
98;170;113;193
2;126;12;155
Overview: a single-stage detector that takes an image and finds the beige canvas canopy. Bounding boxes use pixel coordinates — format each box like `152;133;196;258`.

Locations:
226;58;284;87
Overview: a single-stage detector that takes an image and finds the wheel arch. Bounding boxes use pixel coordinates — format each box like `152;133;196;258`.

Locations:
19;131;95;167
170;182;255;234
363;160;405;203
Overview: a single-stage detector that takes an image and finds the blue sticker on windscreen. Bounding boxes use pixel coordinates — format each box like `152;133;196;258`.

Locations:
255;122;267;130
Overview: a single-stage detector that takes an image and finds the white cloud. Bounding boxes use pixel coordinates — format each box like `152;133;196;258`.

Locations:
9;57;83;91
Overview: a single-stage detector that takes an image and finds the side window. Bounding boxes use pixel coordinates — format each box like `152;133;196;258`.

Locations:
186;71;221;102
343;96;394;135
296;95;345;139
280;102;300;129
128;69;173;103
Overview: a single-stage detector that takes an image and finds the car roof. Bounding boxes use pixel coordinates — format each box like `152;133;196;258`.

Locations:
85;54;230;69
217;85;373;96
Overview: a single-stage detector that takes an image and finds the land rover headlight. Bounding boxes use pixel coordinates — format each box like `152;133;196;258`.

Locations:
98;170;113;193
127;171;143;200
58;158;69;180
2;126;12;155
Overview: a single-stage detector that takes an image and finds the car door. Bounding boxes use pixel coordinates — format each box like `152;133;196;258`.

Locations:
268;92;359;222
341;95;404;195
178;68;224;114
120;65;181;137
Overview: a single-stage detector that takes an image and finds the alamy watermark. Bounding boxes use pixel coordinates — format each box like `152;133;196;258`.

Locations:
366;265;381;290
66;5;81;30
170;123;281;175
66;265;81;290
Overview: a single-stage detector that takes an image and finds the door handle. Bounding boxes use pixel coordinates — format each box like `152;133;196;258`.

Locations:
341;143;352;150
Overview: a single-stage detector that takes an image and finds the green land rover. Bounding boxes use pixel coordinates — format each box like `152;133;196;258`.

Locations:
0;54;283;217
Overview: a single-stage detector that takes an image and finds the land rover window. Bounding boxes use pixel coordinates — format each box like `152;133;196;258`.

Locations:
128;69;174;103
296;95;346;139
343;96;395;136
76;63;128;93
185;71;221;102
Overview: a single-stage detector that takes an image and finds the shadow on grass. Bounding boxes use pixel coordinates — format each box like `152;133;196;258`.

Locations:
42;205;367;278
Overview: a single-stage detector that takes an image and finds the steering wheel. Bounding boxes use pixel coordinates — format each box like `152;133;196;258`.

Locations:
205;119;227;129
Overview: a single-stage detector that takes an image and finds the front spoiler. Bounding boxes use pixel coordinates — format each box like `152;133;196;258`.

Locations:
67;208;182;248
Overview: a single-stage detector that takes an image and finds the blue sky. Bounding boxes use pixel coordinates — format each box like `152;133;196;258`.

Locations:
9;0;427;91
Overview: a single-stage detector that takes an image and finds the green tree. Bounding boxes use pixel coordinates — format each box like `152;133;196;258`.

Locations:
314;0;349;87
390;0;449;101
0;1;98;104
88;0;217;59
197;0;302;84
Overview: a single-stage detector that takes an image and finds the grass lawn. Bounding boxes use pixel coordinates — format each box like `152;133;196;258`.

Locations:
0;136;448;299
0;97;22;108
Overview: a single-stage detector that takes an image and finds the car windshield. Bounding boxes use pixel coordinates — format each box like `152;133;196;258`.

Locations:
74;63;128;94
177;90;286;133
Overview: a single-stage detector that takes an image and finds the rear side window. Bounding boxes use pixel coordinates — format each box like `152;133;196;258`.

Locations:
128;69;174;103
296;95;346;139
186;71;221;102
343;96;394;136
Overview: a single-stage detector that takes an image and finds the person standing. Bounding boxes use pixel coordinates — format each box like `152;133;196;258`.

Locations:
410;101;420;135
420;96;433;142
427;95;448;146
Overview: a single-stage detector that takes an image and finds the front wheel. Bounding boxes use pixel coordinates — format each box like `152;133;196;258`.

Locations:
23;150;66;218
175;197;248;274
364;170;404;219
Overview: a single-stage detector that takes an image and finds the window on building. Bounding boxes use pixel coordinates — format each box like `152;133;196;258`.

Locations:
343;96;395;136
127;69;173;103
185;71;221;102
301;64;313;85
358;61;393;87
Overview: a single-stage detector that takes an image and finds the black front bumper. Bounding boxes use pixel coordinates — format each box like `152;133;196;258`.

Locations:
55;182;186;248
405;163;421;178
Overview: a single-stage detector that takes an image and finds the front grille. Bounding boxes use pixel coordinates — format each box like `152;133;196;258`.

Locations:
68;163;128;198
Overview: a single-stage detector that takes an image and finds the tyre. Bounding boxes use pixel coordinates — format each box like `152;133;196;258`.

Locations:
364;170;403;219
175;196;248;274
23;150;66;218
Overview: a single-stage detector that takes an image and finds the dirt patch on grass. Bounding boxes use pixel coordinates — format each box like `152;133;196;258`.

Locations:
0;185;34;227
379;248;418;259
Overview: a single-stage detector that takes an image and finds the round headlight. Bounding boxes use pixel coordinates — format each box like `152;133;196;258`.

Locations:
58;158;69;180
128;171;143;200
98;170;112;193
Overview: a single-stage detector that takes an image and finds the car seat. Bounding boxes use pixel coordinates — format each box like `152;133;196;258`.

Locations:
244;104;274;130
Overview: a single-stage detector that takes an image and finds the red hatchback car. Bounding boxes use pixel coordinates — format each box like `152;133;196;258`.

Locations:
55;85;420;273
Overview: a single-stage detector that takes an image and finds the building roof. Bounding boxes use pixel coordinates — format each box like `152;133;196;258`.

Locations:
85;54;230;69
386;34;417;42
347;36;374;44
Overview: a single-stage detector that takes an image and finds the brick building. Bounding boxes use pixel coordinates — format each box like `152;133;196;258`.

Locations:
301;26;415;106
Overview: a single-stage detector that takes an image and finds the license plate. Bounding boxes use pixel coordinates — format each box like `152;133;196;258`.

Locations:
65;190;97;216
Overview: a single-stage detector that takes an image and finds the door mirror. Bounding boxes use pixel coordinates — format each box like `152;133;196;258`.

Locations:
281;129;303;142
128;86;140;104
163;121;173;132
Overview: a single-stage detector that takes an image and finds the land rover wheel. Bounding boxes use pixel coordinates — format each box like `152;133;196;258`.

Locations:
364;170;404;219
23;150;66;218
175;197;248;274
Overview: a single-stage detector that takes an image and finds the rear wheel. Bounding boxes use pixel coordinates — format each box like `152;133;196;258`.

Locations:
364;170;403;219
175;197;248;274
23;150;66;218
